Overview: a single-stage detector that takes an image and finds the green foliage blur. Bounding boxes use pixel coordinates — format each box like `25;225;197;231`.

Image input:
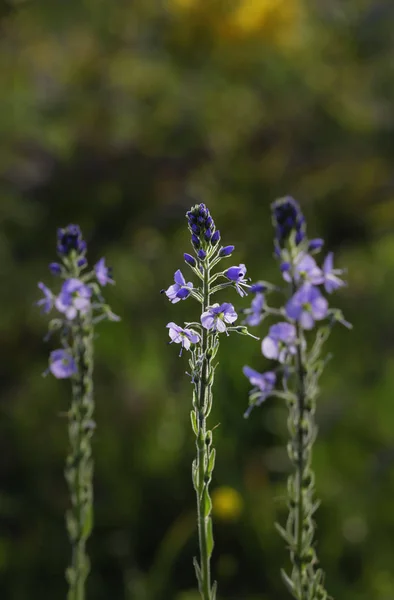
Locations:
2;0;394;598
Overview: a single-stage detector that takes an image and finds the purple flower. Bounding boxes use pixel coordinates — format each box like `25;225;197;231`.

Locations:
322;253;345;293
211;230;220;245
282;253;324;286
250;282;266;293
167;322;200;353
77;257;87;268
308;238;324;252
164;270;193;304
187;203;217;249
191;234;200;249
49;349;77;379
55;278;92;320
184;253;197;267
243;366;276;415
37;282;54;313
95;257;114;286
272;196;305;245
57;224;86;256
49;262;62;275
201;302;237;333
262;322;297;363
219;245;234;257
285;283;328;330
244;293;264;326
224;263;248;297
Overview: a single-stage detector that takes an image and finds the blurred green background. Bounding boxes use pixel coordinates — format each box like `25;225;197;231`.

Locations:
2;0;394;598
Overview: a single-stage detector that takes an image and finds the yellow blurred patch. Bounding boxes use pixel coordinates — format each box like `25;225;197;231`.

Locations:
168;0;305;49
224;0;304;45
212;486;243;522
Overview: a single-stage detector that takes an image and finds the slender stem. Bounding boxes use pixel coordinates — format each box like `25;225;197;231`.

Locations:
65;315;95;600
294;323;307;599
194;261;213;600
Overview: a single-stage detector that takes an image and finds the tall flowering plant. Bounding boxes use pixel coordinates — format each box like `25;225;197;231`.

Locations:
163;203;256;600
243;197;351;600
37;225;119;600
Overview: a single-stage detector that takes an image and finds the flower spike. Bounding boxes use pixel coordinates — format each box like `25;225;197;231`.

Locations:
163;202;256;599
243;196;350;600
38;224;119;599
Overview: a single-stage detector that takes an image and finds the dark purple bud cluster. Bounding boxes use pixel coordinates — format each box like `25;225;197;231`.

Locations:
272;196;306;246
186;204;220;253
57;224;87;257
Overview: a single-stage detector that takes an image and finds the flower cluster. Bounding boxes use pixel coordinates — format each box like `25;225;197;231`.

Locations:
163;202;256;599
244;196;349;408
243;197;350;600
163;203;254;351
38;224;119;378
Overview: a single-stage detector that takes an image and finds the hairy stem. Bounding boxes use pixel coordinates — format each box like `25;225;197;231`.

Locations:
65;315;95;600
194;261;213;600
294;323;307;598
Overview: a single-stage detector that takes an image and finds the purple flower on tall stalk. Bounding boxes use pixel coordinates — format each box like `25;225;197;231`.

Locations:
281;253;324;285
272;196;305;246
55;278;92;320
37;282;54;313
219;245;234;257
49;349;77;379
57;224;86;256
201;302;238;333
39;222;119;600
262;322;297;363
49;262;62;275
167;322;200;353
224;264;249;297
285;283;328;330
164;270;193;303
308;238;324;252
243;197;350;600
243;366;276;415
243;293;264;326
95;258;114;286
322;252;345;293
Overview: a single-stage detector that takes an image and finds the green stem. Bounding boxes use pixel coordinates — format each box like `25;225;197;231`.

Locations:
294;323;307;599
195;262;213;600
65;315;95;600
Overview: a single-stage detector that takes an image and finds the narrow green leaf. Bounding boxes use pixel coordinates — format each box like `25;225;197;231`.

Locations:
202;486;212;517
207;448;216;474
281;569;297;598
192;459;198;490
211;581;218;599
190;410;198;436
82;504;93;539
275;522;294;546
206;517;214;558
193;557;202;586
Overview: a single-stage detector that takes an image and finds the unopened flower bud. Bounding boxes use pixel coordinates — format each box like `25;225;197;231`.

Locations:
308;238;324;251
211;230;220;245
49;262;62;275
219;245;234;257
191;234;200;249
184;253;197;267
